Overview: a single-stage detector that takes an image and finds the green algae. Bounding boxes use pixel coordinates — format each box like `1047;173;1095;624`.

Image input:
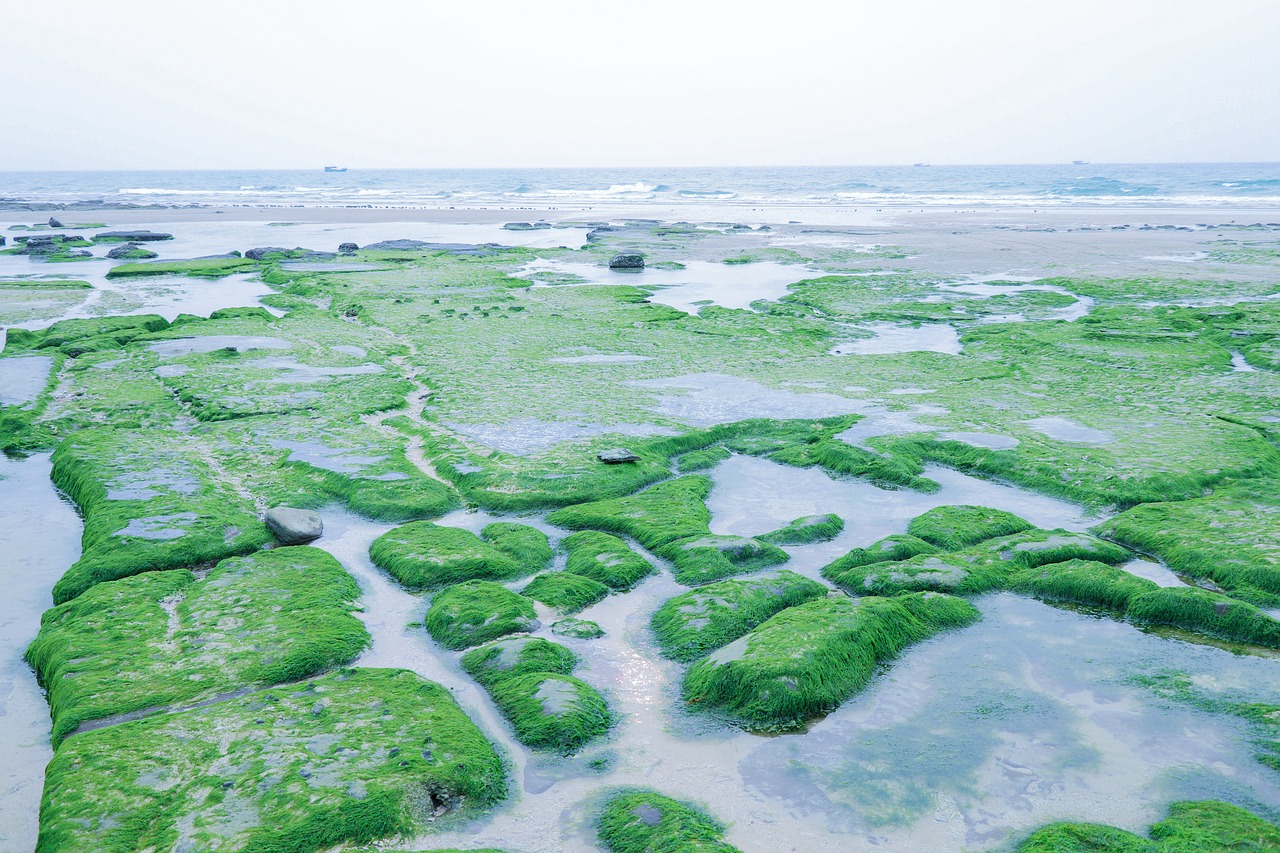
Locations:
596;789;741;853
562;530;656;591
820;533;941;585
424;581;538;650
1126;587;1280;649
460;636;612;753
1009;559;1160;611
828;553;1008;596
369;521;547;591
552;618;605;639
650;570;828;662
27;546;367;744
546;475;713;550
757;512;844;545
676;446;732;472
521;571;610;614
49;428;271;604
35;668;507;853
654;533;790;586
105;257;257;278
1014;800;1280;852
967;528;1132;570
4;314;170;356
906;504;1035;550
682;593;980;731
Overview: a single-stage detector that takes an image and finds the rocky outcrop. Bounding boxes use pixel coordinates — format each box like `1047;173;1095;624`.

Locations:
597;448;641;464
608;253;645;270
48;217;64;228
93;230;173;242
106;242;158;260
338;242;359;254
264;507;323;545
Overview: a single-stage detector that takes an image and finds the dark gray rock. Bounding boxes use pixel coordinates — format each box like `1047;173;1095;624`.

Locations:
47;217;64;228
106;242;158;260
94;230;173;242
598;448;641;464
0;236;5;246
264;506;323;544
608;253;645;270
502;221;552;231
298;251;336;261
362;239;430;251
338;242;359;254
244;247;289;261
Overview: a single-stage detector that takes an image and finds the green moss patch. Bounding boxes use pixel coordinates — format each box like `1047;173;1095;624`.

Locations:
460;636;578;687
553;618;605;639
654;534;790;586
968;529;1132;570
906;504;1035;550
50;428;271;604
1015;800;1280;852
758;513;844;545
596;789;741;853
424;581;539;650
27;546;367;743
828;553;1008;596
683;593;980;730
650;570;828;662
820;533;940;585
546;475;713;551
1010;559;1160;612
369;521;548;591
36;668;507;853
521;572;610;614
563;531;656;591
676;446;732;472
105;257;257;278
1127;587;1280;648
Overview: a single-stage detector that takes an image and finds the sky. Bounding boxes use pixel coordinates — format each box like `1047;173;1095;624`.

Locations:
2;0;1278;169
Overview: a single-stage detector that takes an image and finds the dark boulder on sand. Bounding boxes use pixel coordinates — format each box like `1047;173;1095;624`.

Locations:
244;246;290;260
502;221;552;231
264;506;324;545
106;242;158;260
338;242;359;254
608;253;645;270
48;217;64;228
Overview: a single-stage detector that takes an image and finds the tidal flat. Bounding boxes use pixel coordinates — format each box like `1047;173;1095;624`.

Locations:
2;201;1280;852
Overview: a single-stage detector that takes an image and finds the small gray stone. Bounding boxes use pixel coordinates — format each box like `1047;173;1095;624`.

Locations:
264;506;323;544
338;242;359;254
598;448;641;464
48;217;64;228
608;253;645;270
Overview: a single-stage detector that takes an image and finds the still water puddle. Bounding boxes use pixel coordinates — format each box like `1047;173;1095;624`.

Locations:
0;355;53;406
830;321;963;355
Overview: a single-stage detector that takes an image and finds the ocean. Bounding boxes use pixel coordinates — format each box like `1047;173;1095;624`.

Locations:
2;163;1279;209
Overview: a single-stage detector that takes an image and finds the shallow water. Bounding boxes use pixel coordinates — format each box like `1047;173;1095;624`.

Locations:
148;334;292;356
516;259;814;314
0;454;83;851
629;373;857;426
0;356;53;407
938;279;1095;322
942;430;1020;450
443;418;679;457
1120;558;1188;588
830;321;963;355
1024;416;1115;444
1231;351;1258;373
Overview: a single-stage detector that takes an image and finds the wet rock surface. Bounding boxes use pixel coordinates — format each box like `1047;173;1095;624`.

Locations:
264;506;324;544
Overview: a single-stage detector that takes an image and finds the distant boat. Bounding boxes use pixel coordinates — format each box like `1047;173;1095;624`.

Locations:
324;166;347;173
1072;160;1089;165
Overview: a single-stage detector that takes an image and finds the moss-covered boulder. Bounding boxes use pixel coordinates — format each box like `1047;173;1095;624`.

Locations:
521;571;610;614
828;553;1007;596
758;513;844;545
27;546;367;743
1014;799;1280;852
820;533;941;586
553;618;606;639
424;581;539;650
1127;587;1280;648
484;672;612;754
1010;559;1159;612
650;570;828;662
654;534;789;586
683;593;979;730
971;528;1131;569
547;476;713;552
460;636;578;687
563;530;656;591
36;668;507;853
907;504;1035;550
370;521;550;590
596;789;742;853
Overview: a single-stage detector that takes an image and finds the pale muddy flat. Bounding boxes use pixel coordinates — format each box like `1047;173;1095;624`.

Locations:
442;418;678;457
830;322;963;355
0;454;82;851
937;278;1095;322
942;431;1020;450
148;335;292;357
515;259;815;313
242;357;385;383
1232;351;1258;372
0;355;52;406
740;592;1280;848
1025;416;1115;444
629;373;857;426
1119;558;1188;588
265;439;387;474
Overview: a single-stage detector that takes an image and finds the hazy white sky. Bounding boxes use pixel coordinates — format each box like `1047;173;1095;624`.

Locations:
2;0;1278;169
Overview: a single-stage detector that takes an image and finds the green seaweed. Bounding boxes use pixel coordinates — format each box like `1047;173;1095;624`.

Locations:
521;572;610;614
595;789;741;853
757;513;844;545
552;618;605;639
482;672;612;754
424;581;538;650
1009;559;1160;611
650;570;829;662
1127;587;1280;648
820;533;941;585
1014;800;1280;852
562;531;656;591
906;504;1035;550
827;553;1008;596
546;475;713;551
654;534;790;586
105;257;257;278
369;522;544;591
459;636;578;687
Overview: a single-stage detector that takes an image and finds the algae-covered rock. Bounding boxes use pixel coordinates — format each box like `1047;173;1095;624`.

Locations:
758;513;844;545
683;593;980;730
553;618;605;639
460;636;578;687
264;505;323;544
93;230;173;242
907;504;1035;550
547;476;713;552
1014;799;1280;852
563;531;656;591
608;253;645;270
104;242;158;260
970;528;1131;569
521;571;610;614
596;789;742;853
676;446;732;473
485;672;612;754
829;553;1006;596
650;570;828;662
1127;586;1280;648
27;546;367;743
425;581;539;650
36;668;507;853
655;534;789;586
370;521;548;590
1010;559;1158;611
598;447;641;464
821;533;940;586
